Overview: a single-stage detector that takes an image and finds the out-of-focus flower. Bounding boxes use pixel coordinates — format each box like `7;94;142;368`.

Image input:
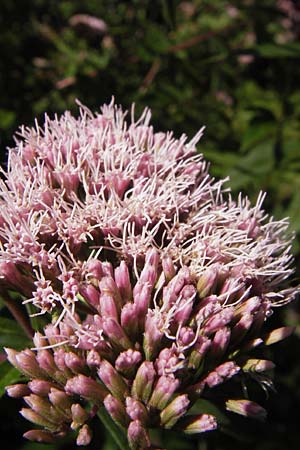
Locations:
1;100;298;448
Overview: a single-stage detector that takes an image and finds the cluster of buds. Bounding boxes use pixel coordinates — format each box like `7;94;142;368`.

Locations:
1;100;298;448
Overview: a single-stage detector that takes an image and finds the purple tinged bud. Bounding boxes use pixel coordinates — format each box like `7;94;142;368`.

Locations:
23;394;60;423
33;332;47;349
71;403;89;430
80;284;100;309
115;349;142;377
242;359;275;373
85;259;103;284
28;380;55;396
20;408;57;430
23;429;55;443
65;374;108;402
234;296;261;319
98;360;128;400
163;267;190;308
100;294;118;321
86;349;101;368
48;388;72;415
5;384;30;398
36;349;57;376
76;424;93;446
149;375;180;410
231;313;253;342
182;414;217;434
264;326;294;345
177;327;196;347
114;261;132;303
160;394;190;428
99;276;122;310
64;351;86;374
162;256;176;281
5;348;45;379
121;302;139;338
204;362;240;388
143;310;164;360
203;307;234;335
225;399;267;420
132;361;156;404
134;284;152;320
173;285;196;325
197;266;218;298
188;336;211;370
53;348;71;373
101;262;114;278
155;347;180;376
102;317;131;350
104;394;129;427
210;327;231;360
127;420;151;450
242;337;263;352
126;397;148;422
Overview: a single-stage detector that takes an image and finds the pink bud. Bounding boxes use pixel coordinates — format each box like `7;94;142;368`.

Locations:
71;403;89;430
149;375;180;410
28;380;55;396
132;361;156;404
65;374;108;402
127;420;151;450
162;256;176;281
143;310;164;360
225;399;267;420
64;351;86;374
114;261;132;303
160;394;190;428
23;429;55;443
98;360;128;400
5;383;30;398
126;396;148;422
210;327;231;360
76;424;93;446
203;307;234;335
182;414;217;434
104;394;128;427
115;349;142;377
102;317;131;350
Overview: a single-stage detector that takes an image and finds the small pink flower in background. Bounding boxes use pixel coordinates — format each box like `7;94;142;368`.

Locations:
1;99;298;448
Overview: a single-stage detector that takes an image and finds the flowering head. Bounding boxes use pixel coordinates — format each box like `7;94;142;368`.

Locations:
1;100;298;448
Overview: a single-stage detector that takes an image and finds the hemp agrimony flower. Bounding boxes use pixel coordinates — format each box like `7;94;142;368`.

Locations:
0;100;298;448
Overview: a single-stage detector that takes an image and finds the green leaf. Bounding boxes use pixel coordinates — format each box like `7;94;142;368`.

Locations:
256;43;300;58
0;316;31;351
0;360;24;397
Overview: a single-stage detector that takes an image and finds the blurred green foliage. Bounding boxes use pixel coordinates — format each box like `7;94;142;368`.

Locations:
1;0;300;449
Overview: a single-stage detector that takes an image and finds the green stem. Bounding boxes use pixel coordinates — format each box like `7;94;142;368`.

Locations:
97;407;130;450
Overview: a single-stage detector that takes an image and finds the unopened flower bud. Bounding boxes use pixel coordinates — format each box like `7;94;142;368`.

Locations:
242;359;275;373
160;394;190;428
5;384;30;398
76;424;93;446
181;414;217;434
149;375;180;410
127;420;151;450
71;403;89;430
115;349;142;377
98;360;128;400
264;326;294;345
225;399;267;420
132;361;156;404
126;397;148;422
23;429;55;443
65;374;107;402
104;394;128;427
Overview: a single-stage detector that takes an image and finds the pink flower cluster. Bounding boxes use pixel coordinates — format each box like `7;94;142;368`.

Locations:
1;100;298;448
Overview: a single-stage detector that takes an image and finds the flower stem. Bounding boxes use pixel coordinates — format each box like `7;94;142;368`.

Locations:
2;294;34;338
97;407;130;450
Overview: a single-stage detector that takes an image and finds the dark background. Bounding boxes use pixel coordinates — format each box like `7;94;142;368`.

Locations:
1;1;300;449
